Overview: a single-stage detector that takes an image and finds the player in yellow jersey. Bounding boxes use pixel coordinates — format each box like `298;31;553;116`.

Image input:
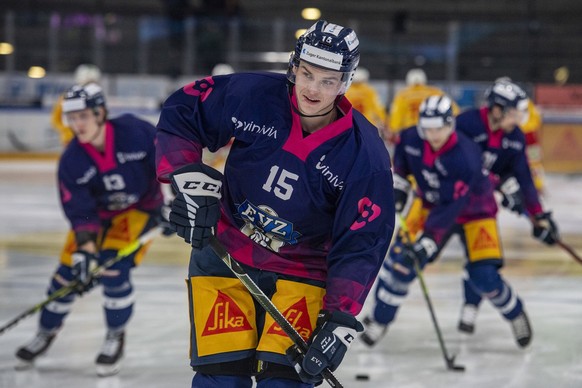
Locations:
345;67;387;138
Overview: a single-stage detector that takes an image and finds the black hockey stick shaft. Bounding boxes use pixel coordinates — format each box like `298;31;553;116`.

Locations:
208;236;343;388
397;215;465;372
0;227;162;336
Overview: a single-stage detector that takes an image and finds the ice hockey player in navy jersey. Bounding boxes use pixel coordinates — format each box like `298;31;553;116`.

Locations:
361;95;533;350
455;79;559;334
15;83;170;377
156;20;395;388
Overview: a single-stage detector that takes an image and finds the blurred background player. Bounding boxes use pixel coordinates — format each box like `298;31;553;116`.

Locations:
361;94;533;350
15;83;171;377
455;78;559;334
387;68;459;142
345;66;387;139
156;19;395;387
51;64;102;146
211;62;235;76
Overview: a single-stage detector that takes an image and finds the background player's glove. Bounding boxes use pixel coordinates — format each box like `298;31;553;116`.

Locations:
286;310;364;384
393;174;410;213
532;212;559;245
154;203;176;236
402;235;438;268
169;163;223;249
498;176;525;215
71;250;98;295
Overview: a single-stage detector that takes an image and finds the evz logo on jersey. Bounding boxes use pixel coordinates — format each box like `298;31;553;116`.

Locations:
237;200;301;250
421;169;440;188
482;151;498;172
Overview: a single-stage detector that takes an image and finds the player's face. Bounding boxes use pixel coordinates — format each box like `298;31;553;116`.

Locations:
492;106;522;132
65;108;101;144
294;62;343;116
424;124;453;151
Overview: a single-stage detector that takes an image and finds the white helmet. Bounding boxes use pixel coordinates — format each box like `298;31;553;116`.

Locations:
211;63;235;76
352;67;370;83
405;68;427;86
74;64;102;85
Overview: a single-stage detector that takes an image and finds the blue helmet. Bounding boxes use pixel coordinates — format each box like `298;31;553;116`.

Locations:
417;95;455;138
485;80;527;111
287;20;360;95
62;82;106;114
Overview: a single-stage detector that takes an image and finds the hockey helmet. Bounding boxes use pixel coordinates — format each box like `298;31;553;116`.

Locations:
62;83;106;114
74;64;102;85
405;68;427;86
287;20;360;95
485;80;528;112
417;95;455;139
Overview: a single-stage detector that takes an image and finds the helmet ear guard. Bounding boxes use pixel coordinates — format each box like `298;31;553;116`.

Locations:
287;20;360;95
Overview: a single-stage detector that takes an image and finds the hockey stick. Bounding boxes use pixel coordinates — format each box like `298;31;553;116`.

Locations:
397;215;465;372
208;235;343;388
0;226;162;336
557;240;582;266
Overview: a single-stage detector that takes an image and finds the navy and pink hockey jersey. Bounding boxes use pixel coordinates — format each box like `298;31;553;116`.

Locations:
58;114;163;235
156;72;395;315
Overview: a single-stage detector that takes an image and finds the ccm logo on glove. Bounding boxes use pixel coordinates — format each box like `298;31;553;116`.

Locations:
173;172;222;198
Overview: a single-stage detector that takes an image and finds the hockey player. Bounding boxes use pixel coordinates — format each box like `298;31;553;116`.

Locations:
387;68;459;137
15;83;171;376
455;79;559;334
51;64;102;146
156;20;395;388
361;94;533;349
345;67;387;137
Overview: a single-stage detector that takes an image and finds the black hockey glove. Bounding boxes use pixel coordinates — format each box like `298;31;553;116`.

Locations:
498;176;525;215
532;212;559;245
71;250;99;295
393;174;411;213
169;163;223;249
286;310;363;384
402;235;438;268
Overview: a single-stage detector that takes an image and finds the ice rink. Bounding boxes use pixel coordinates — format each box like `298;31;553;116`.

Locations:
0;159;581;388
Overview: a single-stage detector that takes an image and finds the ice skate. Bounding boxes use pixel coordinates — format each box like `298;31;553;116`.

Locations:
458;304;479;334
360;316;388;347
510;311;532;348
14;331;56;370
95;331;125;377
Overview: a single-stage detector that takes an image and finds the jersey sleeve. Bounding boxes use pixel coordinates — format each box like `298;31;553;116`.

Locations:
156;76;236;181
324;170;395;316
57;157;100;234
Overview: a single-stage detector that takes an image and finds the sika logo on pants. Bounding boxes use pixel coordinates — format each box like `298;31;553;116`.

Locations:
202;290;253;336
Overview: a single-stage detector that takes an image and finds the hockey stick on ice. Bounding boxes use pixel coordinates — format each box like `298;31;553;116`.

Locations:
0;226;162;336
557;240;582;266
397;215;465;372
208;236;344;388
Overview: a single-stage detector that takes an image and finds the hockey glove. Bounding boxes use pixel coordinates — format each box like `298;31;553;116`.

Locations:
169;163;223;249
402;235;438;269
154;204;176;237
286;310;364;384
499;176;525;215
393;174;411;213
532;212;559;245
71;250;99;295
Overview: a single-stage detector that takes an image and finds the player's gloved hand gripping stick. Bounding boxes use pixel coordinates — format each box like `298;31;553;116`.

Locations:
0;226;162;336
208;236;345;388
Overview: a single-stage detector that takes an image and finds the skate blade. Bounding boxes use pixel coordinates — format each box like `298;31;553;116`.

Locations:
96;362;121;377
14;359;34;371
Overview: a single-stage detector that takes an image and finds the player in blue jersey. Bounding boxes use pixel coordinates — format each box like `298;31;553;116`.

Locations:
15;83;171;376
361;94;533;349
156;20;395;388
455;79;559;334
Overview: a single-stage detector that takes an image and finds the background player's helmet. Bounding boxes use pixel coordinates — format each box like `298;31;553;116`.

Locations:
352;67;370;83
405;68;427;86
73;64;102;85
62;83;106;114
211;63;234;76
485;80;528;112
417;94;455;139
287;20;360;95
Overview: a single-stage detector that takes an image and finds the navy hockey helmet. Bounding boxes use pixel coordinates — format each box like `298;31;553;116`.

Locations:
62;82;106;114
417;95;455;138
485;80;528;112
287;20;360;95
